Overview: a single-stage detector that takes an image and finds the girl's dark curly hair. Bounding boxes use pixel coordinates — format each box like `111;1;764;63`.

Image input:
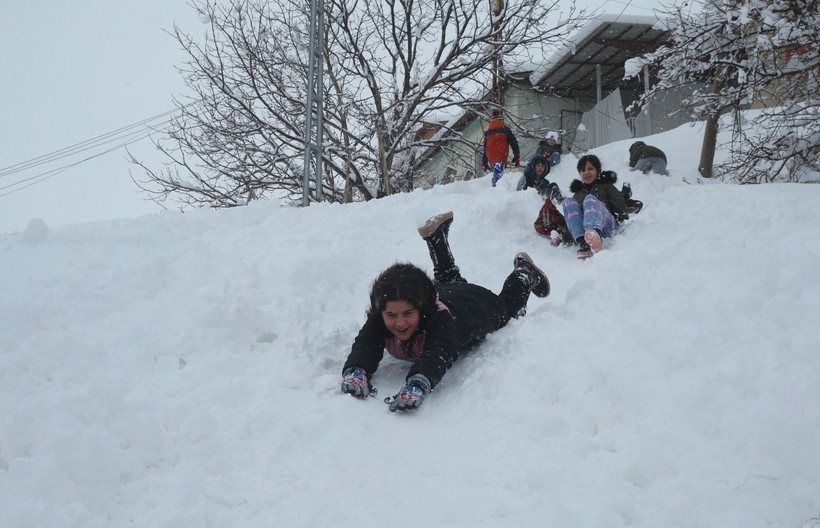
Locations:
576;154;602;174
367;263;437;317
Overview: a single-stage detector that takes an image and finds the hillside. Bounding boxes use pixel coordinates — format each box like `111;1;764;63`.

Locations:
2;122;819;528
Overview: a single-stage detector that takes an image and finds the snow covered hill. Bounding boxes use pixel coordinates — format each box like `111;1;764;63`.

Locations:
2;122;819;528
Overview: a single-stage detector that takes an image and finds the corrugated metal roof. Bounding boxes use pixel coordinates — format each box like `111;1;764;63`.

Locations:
533;15;670;96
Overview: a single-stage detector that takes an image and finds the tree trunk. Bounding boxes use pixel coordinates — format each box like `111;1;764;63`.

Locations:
698;77;727;178
698;112;719;178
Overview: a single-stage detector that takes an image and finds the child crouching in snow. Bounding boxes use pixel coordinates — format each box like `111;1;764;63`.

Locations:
341;211;550;412
563;154;630;259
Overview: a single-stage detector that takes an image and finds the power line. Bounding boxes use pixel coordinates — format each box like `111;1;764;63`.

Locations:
0;108;179;178
0;109;180;198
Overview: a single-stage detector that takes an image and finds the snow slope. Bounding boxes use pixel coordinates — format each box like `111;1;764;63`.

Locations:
2;122;819;528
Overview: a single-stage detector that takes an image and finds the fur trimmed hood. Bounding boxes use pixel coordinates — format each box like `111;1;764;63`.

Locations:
570;170;617;192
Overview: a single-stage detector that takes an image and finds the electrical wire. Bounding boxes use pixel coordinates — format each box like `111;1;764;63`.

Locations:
0;108;179;178
0;109;180;198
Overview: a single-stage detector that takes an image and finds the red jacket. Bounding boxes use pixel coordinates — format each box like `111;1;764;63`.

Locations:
482;117;520;167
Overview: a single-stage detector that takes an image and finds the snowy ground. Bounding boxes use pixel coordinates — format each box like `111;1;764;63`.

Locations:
2;123;819;528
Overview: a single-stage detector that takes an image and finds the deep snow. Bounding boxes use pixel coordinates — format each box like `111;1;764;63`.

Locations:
2;122;820;528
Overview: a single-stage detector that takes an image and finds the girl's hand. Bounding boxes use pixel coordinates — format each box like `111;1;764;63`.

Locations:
341;367;375;398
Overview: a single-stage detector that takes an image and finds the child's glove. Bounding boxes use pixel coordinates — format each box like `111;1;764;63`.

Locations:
386;374;431;412
512;155;520;166
341;367;375;398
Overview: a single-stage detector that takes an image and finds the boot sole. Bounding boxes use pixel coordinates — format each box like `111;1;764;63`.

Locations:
418;211;454;239
584;230;603;253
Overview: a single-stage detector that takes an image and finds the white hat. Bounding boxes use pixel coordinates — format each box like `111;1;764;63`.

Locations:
546;131;560;141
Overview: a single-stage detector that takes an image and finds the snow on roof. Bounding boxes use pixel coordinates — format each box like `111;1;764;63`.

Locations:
530;14;669;89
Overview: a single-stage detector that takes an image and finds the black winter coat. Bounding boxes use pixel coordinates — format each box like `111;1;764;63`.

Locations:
568;170;629;222
343;282;510;388
629;142;667;167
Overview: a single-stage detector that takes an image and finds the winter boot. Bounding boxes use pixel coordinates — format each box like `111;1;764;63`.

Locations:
626;199;643;215
584;229;603;253
513;252;550;298
576;237;593;259
418;211;464;284
418;211;453;239
550;225;573;246
622;183;643;214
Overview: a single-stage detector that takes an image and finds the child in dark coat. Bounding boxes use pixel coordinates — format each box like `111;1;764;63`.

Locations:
516;155;563;202
563;155;629;259
629;141;669;175
341;211;550;412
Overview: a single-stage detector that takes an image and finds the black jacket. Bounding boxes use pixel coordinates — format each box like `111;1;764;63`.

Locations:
629;141;667;167
343;282;509;388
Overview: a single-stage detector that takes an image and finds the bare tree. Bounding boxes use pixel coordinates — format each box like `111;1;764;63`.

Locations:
130;0;583;209
718;0;820;183
635;0;819;182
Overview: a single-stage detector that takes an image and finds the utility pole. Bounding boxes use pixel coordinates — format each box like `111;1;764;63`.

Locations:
302;0;325;206
490;0;504;106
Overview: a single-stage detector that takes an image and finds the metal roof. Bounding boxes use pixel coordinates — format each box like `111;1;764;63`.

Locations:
533;16;671;97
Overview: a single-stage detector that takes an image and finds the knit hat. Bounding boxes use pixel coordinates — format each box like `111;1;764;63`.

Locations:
491;109;501;118
546;130;560;141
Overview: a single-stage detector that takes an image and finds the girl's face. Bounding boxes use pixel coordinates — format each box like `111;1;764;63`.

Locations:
579;161;598;184
382;300;421;341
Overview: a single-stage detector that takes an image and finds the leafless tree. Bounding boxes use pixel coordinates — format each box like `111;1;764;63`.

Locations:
130;0;583;209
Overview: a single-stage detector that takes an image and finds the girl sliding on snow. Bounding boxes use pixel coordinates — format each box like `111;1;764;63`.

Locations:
563;154;630;259
340;211;550;412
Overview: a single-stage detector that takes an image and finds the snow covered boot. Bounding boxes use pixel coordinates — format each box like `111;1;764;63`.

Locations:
418;211;464;284
418;211;453;239
550;225;573;247
584;229;603;253
622;183;643;214
576;237;593;260
513;252;550;298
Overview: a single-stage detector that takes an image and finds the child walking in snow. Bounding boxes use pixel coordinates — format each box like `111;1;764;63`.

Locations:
341;211;550;412
481;109;521;187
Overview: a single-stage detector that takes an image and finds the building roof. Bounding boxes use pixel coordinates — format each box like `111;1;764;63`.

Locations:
531;14;670;97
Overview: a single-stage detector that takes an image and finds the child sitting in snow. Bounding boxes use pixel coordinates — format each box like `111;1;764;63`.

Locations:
341;211;550;412
563;154;630;259
538;131;563;167
516;155;563;202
